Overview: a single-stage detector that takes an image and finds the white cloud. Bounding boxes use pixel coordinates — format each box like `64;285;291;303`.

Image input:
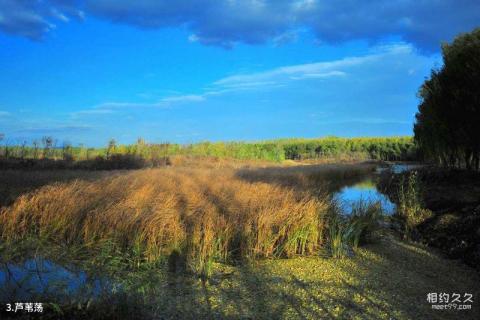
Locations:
160;94;205;103
2;1;479;50
71;109;115;117
72;94;206;117
272;30;299;46
71;42;421;116
14;124;93;134
214;58;363;87
213;44;412;89
0;0;82;40
289;70;347;80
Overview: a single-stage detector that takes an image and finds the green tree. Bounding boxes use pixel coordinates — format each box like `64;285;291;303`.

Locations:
32;139;40;159
0;133;4;158
62;141;74;161
414;28;480;170
41;136;54;159
106;139;117;159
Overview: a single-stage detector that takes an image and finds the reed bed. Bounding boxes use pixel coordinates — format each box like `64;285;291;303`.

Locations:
0;166;333;274
0;170;111;207
236;162;377;192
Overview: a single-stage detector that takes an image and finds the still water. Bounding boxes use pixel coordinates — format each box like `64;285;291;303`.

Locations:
0;258;109;302
335;178;396;215
335;163;421;215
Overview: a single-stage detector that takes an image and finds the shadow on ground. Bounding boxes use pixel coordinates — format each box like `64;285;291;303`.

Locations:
1;236;478;319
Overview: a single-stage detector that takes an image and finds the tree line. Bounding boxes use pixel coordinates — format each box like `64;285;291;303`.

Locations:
414;28;480;171
0;134;416;167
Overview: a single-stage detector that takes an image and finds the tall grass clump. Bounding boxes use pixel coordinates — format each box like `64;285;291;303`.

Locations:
328;214;354;259
328;200;383;258
0;167;329;276
350;200;383;247
396;171;432;239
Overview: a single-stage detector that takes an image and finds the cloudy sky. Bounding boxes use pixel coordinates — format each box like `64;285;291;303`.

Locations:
0;1;479;146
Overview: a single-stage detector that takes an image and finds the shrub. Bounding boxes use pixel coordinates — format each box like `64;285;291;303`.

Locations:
350;201;383;247
328;214;354;259
328;200;383;258
396;171;432;239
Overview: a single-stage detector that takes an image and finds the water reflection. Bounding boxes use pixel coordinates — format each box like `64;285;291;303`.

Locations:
0;257;108;302
335;178;395;215
335;163;422;215
375;163;424;174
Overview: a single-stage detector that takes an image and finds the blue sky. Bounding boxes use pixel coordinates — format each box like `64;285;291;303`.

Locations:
0;1;478;146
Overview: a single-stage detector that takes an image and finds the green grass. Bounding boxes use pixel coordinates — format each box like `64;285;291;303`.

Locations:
1;234;478;319
0;136;416;163
396;171;433;239
328;200;383;258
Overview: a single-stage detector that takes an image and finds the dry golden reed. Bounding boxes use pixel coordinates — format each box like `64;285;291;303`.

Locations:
0;161;376;274
0;165;338;274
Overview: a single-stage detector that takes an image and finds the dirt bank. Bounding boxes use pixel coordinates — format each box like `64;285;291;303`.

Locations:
379;168;480;270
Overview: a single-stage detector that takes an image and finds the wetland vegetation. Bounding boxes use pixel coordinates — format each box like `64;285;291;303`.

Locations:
1;19;479;320
0;159;479;319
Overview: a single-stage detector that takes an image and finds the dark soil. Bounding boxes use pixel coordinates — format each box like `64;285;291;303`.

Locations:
379;167;480;270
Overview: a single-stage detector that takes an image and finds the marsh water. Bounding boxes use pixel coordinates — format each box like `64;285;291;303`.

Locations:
334;163;421;215
335;178;396;214
0;258;110;302
0;162;420;302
